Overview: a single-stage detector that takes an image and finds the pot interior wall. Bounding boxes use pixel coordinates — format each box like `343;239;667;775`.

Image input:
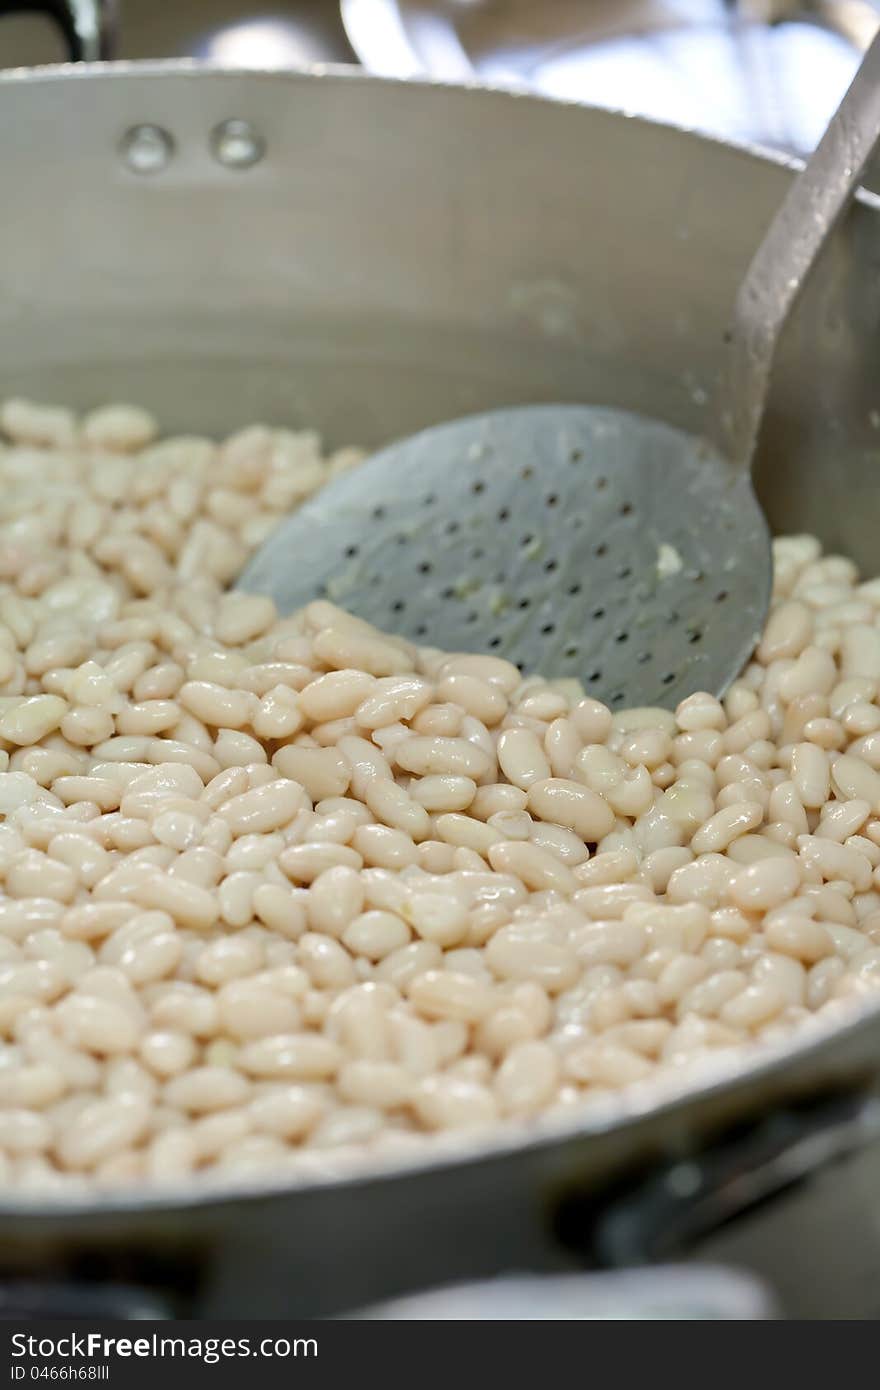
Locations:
1;66;879;567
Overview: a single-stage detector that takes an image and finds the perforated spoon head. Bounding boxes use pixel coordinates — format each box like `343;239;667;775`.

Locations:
240;29;880;707
237;405;772;710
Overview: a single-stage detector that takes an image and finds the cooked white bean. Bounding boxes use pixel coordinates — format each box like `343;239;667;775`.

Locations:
485;925;579;992
299;669;377;722
527;777;615;842
728;858;802;912
411;1075;498;1130
496;729;551;789
494;1041;560;1115
239;1034;342;1080
272;745;350;801
690;803;764;854
488;841;577;895
407;970;494;1023
342;910;410;961
6;398;880;1192
410;775;476;812
164;1067;251;1113
394;736;491;780
218;780;303;835
791;742;831;808
354;675;432;729
313;627;413;678
831;753;880;810
54;1095;150;1170
55;993;143;1055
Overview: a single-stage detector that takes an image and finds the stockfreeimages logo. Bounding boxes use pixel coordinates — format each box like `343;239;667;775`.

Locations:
10;1333;317;1369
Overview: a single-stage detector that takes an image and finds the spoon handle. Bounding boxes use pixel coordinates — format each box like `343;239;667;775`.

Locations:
714;23;880;470
0;0;114;61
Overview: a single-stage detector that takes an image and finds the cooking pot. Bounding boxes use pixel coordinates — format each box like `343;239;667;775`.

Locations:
4;4;880;1322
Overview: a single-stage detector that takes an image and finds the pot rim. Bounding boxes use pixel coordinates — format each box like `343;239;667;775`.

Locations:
0;54;810;177
0;992;877;1219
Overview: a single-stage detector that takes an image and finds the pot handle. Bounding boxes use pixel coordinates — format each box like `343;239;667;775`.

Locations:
0;0;115;62
582;1083;880;1266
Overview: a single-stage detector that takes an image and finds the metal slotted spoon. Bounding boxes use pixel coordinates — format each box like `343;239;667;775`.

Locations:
239;32;880;710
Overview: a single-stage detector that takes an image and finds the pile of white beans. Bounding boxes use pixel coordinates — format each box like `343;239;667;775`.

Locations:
1;395;880;1194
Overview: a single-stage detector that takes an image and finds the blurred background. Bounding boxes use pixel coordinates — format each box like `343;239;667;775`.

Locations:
1;0;879;157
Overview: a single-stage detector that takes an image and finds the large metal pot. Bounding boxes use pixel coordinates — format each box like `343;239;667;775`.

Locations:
4;46;880;1321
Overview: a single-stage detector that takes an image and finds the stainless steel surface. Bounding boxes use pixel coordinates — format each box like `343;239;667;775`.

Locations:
355;1267;777;1319
239;407;770;708
244;25;880;705
4;63;878;573
717;24;880;467
588;1082;880;1317
681;1113;880;1319
342;0;880;153
594;1086;880;1264
5;986;880;1318
2;63;880;1315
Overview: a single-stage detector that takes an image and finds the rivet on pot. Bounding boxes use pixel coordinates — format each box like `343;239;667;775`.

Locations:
210;119;265;170
119;124;175;174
